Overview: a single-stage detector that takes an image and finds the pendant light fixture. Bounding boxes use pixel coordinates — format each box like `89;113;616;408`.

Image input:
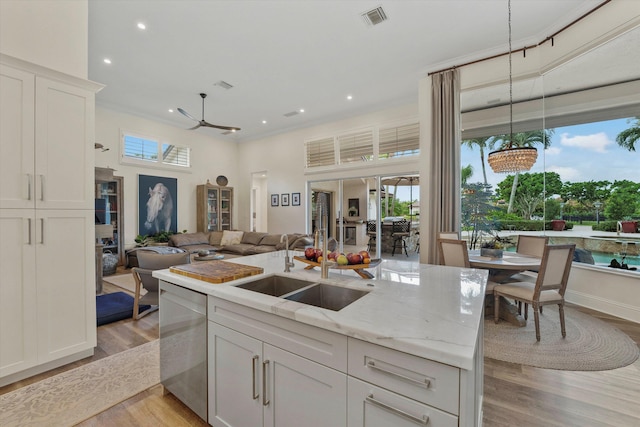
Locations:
487;0;538;174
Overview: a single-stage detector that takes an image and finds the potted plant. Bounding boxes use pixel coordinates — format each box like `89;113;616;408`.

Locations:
620;218;638;233
481;239;504;258
551;219;566;231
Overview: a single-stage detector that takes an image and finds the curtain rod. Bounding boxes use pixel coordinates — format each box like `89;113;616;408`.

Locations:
428;0;611;76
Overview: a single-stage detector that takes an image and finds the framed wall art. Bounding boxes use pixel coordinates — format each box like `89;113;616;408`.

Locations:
271;194;279;207
281;193;290;206
292;192;301;206
138;174;177;235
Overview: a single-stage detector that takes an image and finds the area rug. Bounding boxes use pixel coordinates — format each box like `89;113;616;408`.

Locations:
102;272;140;294
484;306;639;371
0;340;159;427
96;292;151;326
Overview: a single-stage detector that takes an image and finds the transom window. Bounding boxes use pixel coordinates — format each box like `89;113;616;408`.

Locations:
121;132;191;169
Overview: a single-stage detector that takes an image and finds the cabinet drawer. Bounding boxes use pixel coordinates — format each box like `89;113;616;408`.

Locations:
209;297;347;372
348;377;458;427
348;338;459;415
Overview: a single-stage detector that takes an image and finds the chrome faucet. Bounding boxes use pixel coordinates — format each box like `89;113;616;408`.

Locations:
281;234;294;272
320;229;329;279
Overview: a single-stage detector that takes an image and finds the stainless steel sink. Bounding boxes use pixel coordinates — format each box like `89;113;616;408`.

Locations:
284;283;369;311
235;276;316;297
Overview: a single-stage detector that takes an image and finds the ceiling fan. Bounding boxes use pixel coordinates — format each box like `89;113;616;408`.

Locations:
177;93;241;132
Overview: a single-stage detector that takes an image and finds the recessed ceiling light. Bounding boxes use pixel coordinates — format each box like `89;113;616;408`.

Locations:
347;95;353;100
137;22;146;30
262;120;267;124
103;58;112;64
299;108;305;113
168;109;174;113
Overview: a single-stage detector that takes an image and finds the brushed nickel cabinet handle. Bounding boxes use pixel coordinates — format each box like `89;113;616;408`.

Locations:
27;218;32;244
252;355;259;400
262;360;270;406
39;174;45;201
367;360;431;388
366;393;429;425
27;174;32;200
40;218;44;244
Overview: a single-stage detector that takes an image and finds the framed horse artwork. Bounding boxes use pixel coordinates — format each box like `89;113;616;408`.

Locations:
138;174;178;236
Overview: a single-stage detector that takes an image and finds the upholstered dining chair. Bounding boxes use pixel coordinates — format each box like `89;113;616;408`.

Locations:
132;250;191;320
437;238;499;295
507;235;549;310
438;231;460;240
493;244;576;341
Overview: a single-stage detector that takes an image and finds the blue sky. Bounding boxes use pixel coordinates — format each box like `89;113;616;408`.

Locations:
462;117;639;191
389;117;638;204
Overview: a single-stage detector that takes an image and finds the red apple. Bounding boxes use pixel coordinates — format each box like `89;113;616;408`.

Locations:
359;250;370;259
305;247;316;260
314;248;323;260
327;251;338;261
347;253;363;265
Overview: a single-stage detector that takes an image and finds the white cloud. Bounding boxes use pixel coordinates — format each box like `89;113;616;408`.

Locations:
547;165;581;182
545;146;562;155
559;132;612;153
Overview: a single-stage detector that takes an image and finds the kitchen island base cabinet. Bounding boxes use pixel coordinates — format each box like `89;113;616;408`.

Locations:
347;377;457;427
208;322;347;427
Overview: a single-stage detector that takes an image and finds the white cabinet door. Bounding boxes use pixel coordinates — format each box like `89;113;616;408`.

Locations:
263;343;347;427
0;64;35;209
35;209;96;362
0;210;37;377
34;77;94;210
209;323;263;427
348;377;457;427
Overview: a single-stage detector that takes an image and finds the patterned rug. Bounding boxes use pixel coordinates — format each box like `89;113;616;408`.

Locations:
484;306;639;371
0;340;159;426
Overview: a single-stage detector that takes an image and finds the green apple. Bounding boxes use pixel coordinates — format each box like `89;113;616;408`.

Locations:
336;254;348;265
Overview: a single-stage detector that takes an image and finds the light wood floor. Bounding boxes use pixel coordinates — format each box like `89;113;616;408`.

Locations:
2;275;638;426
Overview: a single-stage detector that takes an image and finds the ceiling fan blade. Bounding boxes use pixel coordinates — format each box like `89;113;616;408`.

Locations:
187;123;202;130
201;121;241;131
177;107;199;122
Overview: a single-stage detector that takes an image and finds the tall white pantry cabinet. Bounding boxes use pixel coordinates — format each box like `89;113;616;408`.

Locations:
0;54;103;385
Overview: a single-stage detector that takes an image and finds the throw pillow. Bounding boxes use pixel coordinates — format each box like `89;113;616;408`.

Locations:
221;230;244;246
241;232;268;245
259;234;282;247
209;231;224;246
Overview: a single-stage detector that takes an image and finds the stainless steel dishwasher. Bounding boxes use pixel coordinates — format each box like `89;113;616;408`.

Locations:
159;281;207;421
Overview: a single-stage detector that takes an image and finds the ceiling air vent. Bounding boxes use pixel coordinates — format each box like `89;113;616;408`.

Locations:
361;6;387;26
283;111;299;118
214;80;233;90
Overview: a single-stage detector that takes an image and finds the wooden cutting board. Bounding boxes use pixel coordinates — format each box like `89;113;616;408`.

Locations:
169;260;263;284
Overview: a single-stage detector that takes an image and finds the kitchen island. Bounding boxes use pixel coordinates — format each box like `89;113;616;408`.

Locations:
155;250;487;427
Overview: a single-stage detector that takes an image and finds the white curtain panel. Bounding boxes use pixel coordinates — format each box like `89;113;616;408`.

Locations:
427;69;461;264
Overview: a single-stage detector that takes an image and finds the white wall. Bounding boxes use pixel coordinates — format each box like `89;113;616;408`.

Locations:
566;265;640;324
95;107;239;248
0;0;88;79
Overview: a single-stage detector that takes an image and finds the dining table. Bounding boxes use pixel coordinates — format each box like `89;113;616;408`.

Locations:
468;250;543;326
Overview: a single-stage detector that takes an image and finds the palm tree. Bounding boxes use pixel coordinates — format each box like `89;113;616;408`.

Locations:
461;136;495;185
461;164;474;186
493;130;554;213
616;117;639;152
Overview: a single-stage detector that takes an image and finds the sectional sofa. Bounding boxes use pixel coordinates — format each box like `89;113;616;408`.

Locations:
167;230;317;257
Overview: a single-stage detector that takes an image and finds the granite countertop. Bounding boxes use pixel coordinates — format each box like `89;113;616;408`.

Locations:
153;250;487;370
